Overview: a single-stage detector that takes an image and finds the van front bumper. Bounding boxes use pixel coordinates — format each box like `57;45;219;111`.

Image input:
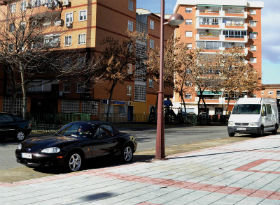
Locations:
228;126;260;135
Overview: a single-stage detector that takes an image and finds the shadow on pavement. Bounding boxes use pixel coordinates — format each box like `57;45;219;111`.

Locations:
34;154;154;174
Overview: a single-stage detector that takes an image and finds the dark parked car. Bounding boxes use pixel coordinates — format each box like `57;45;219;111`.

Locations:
0;113;32;141
15;121;137;172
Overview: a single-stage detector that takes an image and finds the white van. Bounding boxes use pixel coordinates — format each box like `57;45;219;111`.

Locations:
228;98;279;136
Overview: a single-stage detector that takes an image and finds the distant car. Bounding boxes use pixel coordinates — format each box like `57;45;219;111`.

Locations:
0;113;32;141
15;121;137;172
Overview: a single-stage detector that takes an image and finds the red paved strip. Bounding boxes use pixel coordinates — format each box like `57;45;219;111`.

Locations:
235;159;280;174
91;171;280;200
235;159;269;172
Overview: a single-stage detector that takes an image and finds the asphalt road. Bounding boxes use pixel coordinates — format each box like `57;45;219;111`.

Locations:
0;125;229;170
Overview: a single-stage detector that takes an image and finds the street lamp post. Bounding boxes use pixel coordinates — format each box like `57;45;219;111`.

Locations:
155;1;184;160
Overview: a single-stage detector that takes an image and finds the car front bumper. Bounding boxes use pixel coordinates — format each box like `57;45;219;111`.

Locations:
228;126;260;135
15;150;66;168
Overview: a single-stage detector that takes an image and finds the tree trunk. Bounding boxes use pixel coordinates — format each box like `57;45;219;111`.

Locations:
106;81;117;122
19;62;27;119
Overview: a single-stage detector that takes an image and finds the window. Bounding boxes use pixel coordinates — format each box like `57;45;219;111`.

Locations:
249;32;257;39
185;94;192;99
81;101;98;115
65;35;72;46
150;39;154;49
63;83;71;93
150;20;155;30
148;79;153;88
10;3;16;13
261;91;264;95
79;10;87;21
127;64;133;74
20;21;26;30
78;34;86;44
77;82;90;93
61;100;79;113
127;85;132;96
8;44;14;52
249;10;256;15
128;20;134;32
200;17;219;25
187;43;192;49
277;90;280;96
9;23;15;32
185;19;192;25
21;1;27;11
250;45;256;51
135;84;146;101
268;91;274;95
250;57;257;63
250;20;257;27
65;12;73;24
185;81;192;86
223;30;247;38
128;0;134;11
185;31;192;37
185;7;192;13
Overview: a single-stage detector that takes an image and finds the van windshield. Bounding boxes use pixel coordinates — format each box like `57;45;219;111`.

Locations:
232;104;261;114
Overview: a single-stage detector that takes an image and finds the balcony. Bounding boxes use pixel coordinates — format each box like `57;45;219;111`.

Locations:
196;9;247;19
196;34;223;41
225;11;247;19
196;9;220;16
224;35;248;43
224;23;248;30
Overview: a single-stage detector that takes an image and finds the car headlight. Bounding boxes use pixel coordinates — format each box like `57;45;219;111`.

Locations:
41;147;60;153
249;122;259;127
17;143;22;150
228;121;235;126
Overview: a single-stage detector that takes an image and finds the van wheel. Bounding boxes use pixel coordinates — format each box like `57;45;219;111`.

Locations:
228;132;235;137
259;126;264;136
272;124;278;134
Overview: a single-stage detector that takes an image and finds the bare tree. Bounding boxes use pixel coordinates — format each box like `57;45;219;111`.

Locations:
0;2;63;118
92;36;136;122
217;47;258;112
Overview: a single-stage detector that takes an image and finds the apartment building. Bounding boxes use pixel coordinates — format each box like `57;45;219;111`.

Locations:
0;0;138;120
172;0;264;115
135;8;174;120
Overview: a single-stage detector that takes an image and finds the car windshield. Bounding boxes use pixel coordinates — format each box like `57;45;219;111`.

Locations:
232;104;261;114
56;123;96;137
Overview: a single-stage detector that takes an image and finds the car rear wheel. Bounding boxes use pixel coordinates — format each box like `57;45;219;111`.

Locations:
259;126;264;136
228;132;235;137
16;131;25;141
67;152;82;172
122;145;133;163
272;124;278;134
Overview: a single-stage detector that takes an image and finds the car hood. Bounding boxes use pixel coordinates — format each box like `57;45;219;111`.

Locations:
229;114;261;123
22;135;79;151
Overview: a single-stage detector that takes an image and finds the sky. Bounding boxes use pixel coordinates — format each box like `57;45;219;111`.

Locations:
137;0;280;85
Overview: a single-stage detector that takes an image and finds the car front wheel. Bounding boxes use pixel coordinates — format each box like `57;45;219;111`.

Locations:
16;131;25;141
122;145;133;163
67;152;82;172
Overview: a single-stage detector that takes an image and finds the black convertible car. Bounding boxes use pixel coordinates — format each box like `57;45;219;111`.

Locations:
0;113;32;141
15;121;137;172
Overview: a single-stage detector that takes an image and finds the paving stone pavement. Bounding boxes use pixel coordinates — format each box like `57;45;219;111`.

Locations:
2;135;280;205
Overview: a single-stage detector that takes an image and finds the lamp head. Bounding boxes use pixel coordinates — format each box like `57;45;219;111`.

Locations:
167;14;184;26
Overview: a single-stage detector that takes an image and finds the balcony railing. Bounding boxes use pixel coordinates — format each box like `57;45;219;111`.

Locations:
196;10;247;18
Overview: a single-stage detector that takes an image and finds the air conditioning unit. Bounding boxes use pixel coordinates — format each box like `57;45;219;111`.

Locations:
66;22;73;28
62;0;70;6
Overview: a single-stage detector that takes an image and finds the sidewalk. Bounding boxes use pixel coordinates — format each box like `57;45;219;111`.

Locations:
1;135;280;205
